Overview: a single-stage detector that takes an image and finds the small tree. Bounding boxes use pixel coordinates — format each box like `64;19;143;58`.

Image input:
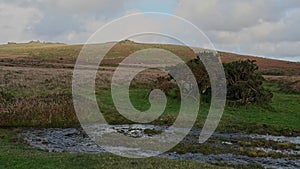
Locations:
155;53;210;101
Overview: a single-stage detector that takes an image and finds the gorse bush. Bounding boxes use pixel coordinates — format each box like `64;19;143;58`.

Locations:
155;53;273;105
224;60;273;105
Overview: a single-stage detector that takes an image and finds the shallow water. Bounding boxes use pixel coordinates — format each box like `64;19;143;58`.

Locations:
20;124;300;169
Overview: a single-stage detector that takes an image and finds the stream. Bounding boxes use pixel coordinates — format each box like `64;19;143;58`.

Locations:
19;124;300;169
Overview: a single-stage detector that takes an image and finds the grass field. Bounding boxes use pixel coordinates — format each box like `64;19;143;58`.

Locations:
1;78;299;136
96;84;300;136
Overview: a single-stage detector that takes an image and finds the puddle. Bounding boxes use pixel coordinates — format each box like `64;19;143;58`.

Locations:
19;124;300;169
249;134;300;145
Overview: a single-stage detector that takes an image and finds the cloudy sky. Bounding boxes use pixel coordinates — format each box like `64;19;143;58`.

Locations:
1;0;300;61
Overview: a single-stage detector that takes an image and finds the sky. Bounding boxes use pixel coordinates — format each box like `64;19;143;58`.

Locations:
0;0;300;61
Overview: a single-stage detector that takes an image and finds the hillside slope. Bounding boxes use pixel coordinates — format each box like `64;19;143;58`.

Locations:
0;41;299;75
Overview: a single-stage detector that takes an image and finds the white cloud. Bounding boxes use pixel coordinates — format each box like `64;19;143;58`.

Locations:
0;0;300;61
0;0;138;43
0;3;42;43
175;0;299;31
52;0;127;13
175;0;300;60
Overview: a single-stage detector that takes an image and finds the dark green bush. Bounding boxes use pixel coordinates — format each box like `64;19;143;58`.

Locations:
224;60;273;104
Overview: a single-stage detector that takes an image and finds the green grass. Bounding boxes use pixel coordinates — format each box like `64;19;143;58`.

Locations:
0;129;229;169
223;92;300;129
94;82;300;136
215;82;300;135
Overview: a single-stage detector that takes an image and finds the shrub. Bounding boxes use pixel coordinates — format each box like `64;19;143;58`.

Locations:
154;54;273;105
153;52;212;102
224;60;273;104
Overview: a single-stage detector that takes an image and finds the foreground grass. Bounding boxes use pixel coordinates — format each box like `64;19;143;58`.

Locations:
223;92;300;131
0;129;230;169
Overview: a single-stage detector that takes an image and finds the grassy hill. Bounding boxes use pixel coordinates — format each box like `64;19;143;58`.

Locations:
0;41;299;75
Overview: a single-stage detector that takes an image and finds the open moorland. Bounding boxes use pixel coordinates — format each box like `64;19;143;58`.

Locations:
0;41;299;169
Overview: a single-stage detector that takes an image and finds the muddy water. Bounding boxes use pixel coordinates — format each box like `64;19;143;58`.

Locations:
20;124;300;169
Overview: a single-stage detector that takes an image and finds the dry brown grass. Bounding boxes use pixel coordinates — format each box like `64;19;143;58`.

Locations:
0;56;165;127
0;93;77;127
264;75;300;93
220;52;300;76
